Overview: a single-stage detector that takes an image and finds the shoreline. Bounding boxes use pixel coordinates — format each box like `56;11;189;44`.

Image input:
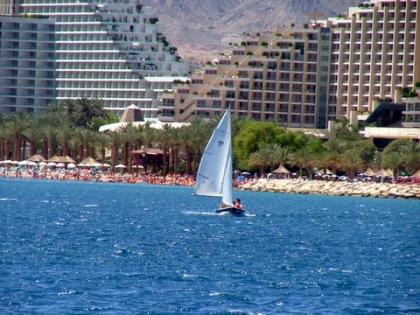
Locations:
237;178;420;200
1;173;419;200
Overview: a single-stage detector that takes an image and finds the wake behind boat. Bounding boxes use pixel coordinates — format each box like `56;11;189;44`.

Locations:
194;108;245;215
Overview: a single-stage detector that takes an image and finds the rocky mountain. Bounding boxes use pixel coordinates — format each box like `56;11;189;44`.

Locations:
141;0;359;61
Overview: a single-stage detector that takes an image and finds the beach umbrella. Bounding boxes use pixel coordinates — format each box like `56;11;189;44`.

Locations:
38;161;47;167
67;163;76;169
27;161;37;167
18;160;29;166
364;168;376;177
47;155;61;163
12;161;19;165
47;162;56;167
28;154;46;162
273;165;289;174
60;155;76;164
115;164;126;169
56;162;65;168
80;157;100;167
384;169;393;177
101;163;111;168
1;160;13;165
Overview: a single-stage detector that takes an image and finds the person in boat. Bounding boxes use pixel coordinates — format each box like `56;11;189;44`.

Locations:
220;202;228;209
233;198;243;210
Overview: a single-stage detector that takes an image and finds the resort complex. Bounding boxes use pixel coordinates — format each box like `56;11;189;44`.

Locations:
0;0;189;117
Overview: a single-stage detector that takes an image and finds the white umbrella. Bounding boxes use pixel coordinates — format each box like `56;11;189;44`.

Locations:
56;162;65;168
12;161;19;165
115;164;126;169
1;160;13;165
38;161;47;167
67;163;76;169
47;162;56;167
102;163;111;168
28;161;37;167
18;160;29;166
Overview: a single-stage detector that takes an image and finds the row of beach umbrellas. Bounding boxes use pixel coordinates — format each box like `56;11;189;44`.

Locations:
0;154;144;170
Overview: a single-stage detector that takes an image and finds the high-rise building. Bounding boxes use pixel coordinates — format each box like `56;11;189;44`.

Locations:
2;0;188;117
0;15;58;114
324;0;419;121
162;27;332;129
0;0;16;15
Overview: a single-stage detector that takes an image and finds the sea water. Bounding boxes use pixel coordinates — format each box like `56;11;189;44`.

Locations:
0;178;419;314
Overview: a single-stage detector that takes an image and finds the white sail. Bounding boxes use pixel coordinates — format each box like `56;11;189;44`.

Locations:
195;109;233;206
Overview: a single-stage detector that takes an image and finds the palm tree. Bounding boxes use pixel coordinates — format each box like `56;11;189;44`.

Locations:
22;117;43;156
9;112;30;160
401;141;420;174
291;146;317;178
95;133;109;164
339;148;364;179
120;124;141;172
42;125;60;159
66;98;108;129
381;151;404;179
108;131;122;171
323;139;343;174
168;128;181;173
76;128;97;160
177;126;195;174
156;124;174;175
248;150;267;173
57;123;75;157
0;120;12;160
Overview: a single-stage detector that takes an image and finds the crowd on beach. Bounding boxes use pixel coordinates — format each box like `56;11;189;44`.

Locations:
0;165;196;186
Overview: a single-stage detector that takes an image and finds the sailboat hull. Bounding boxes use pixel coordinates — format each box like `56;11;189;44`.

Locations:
215;207;245;215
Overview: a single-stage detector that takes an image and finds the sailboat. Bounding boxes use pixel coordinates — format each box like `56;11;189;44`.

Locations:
195;108;244;215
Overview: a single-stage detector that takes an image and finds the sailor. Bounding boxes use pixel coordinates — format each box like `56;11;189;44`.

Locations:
233;198;242;210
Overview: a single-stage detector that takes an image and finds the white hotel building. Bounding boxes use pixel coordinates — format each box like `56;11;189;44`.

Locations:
0;0;188;117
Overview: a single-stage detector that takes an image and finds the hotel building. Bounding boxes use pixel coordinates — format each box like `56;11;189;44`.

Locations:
324;0;419;122
0;15;58;114
0;0;188;117
161;27;332;129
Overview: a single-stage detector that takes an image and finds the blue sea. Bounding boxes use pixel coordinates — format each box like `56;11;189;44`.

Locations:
0;178;419;314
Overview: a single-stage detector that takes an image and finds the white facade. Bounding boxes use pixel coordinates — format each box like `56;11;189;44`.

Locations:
16;0;188;118
0;15;57;114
